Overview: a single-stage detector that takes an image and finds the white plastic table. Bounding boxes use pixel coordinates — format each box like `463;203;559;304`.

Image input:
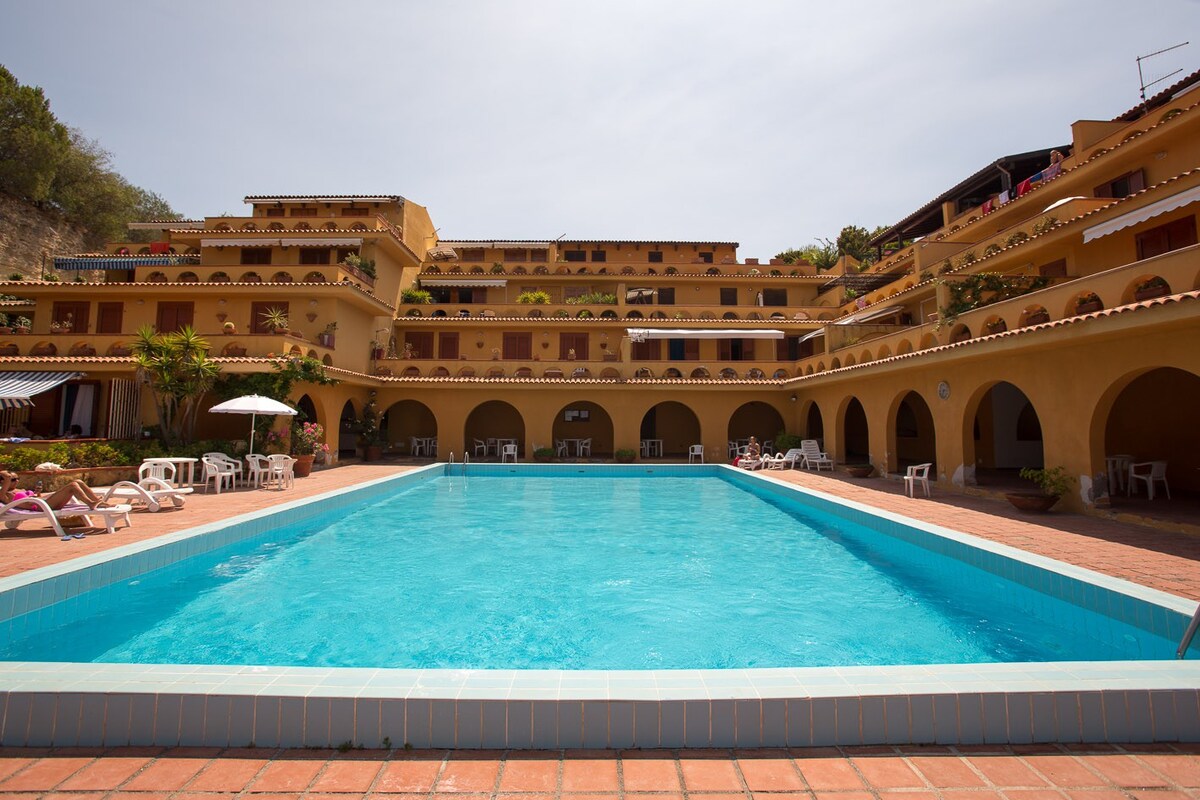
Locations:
641;439;663;457
141;457;198;488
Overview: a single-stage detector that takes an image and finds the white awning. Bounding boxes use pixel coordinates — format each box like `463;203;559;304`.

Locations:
427;246;458;261
279;238;363;247
200;238;281;248
0;371;86;409
834;304;905;325
626;328;784;342
797;328;826;343
1082;185;1200;243
420;279;508;287
439;241;551;249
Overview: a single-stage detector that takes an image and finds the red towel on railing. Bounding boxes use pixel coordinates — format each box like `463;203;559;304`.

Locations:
1016;178;1033;196
981;199;994;214
149;242;170;254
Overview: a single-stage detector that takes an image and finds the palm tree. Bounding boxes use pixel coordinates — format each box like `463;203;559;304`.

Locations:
131;325;221;445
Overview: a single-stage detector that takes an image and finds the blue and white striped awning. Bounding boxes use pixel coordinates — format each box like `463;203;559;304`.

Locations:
0;371;86;409
53;256;195;270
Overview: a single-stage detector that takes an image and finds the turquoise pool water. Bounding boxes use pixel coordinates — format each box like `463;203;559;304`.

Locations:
0;473;1179;669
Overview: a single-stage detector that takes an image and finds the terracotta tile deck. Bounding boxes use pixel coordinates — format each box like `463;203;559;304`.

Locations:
1;461;1198;795
0;744;1196;798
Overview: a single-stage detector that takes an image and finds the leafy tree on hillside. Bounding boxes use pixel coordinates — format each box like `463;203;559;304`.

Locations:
775;241;838;271
0;65;179;246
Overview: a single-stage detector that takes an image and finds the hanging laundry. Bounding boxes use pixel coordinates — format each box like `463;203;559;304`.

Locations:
1017;178;1033;196
981;199;994;214
1043;162;1061;180
998;190;1010;204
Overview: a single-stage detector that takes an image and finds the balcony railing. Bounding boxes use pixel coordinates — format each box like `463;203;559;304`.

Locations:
0;331;337;364
398;302;826;321
373;356;797;381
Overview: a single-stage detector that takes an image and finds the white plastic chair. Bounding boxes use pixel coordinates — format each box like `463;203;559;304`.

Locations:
409;436;425;457
688;444;704;464
799;440;832;471
266;454;296;489
777;448;804;469
201;457;236;494
501;443;518;463
204;452;243;486
102;477;193;511
1129;461;1170;500
139;461;176;483
245;454;271;488
904;463;933;498
556;439;569;458
577;438;591;457
727;441;740;459
473;438;488;458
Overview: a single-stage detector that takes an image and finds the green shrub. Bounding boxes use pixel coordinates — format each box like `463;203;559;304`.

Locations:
1019;466;1072;497
564;291;617;305
533;447;555;462
774;432;803;452
400;288;432;304
517;290;551;304
70;442;124;467
614;448;637;463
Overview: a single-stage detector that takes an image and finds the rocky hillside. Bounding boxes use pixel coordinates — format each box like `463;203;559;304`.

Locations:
0;193;90;279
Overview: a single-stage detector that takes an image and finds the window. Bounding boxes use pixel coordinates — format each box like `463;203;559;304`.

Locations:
1094;169;1145;199
404;332;434;359
762;288;787;306
96;302;123;334
156;302;194;333
265;208;285;217
564;250;586;262
719;287;738;305
667;338;699;360
564;408;590;422
630;339;661;360
438;332;459;359
590;250;607;262
502;332;532;360
718;338;755;360
563;286;588;301
529;249;548;262
559;333;588;360
504;249;527;262
52;302;89;333
775;336;800;360
340;207;369;216
299;248;330;265
1038;259;1068;277
699;252;714;263
648;251;664;263
657;287;675;305
461;248;485;262
288;207;314;216
1136;215;1197;260
241;248;271;265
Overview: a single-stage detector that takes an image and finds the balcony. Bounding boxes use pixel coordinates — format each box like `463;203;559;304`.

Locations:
0;331;338;366
419;261;823;279
398;302;827;322
373;355;798;381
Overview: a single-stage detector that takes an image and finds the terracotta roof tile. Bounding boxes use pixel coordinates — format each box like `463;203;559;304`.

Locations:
439;238;740;247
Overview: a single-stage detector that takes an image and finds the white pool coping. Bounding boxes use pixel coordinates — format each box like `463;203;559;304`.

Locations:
1;464;1197;748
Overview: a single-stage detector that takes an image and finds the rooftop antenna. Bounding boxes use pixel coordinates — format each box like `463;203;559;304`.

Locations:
1136;41;1189;115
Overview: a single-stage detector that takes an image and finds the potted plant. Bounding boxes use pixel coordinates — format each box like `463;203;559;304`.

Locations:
290;421;328;477
223;320;237;334
359;399;384;461
49;313;73;334
844;463;875;478
318;321;337;347
491;347;500;360
370;340;385;360
533;446;555;463
1133;275;1170;301
615;448;637;463
1074;292;1103;314
1006;466;1072;512
0;313;10;335
259;306;290;334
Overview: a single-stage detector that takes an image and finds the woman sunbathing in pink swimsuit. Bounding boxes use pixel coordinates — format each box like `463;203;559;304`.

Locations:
0;471;110;510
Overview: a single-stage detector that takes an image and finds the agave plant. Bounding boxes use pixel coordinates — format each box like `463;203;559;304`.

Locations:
131;325;221;446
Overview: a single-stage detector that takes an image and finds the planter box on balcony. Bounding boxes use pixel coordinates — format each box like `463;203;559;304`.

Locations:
1134;284;1169;301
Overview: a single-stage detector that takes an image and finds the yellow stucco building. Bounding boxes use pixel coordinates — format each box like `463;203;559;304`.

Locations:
1;72;1198;514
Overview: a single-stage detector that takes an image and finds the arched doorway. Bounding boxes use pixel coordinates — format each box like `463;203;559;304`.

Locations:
337;400;358;457
966;381;1043;488
639;401;701;458
890;391;936;474
842;397;869;463
1099;367;1200;503
464;400;526;458
551;401;614;458
727;401;786;450
382;400;438;458
805;402;825;443
295;394;318;425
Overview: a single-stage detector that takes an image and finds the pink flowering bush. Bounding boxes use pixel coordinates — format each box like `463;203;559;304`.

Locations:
292;421;330;456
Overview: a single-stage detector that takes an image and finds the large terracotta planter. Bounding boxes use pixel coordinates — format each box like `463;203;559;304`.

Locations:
844;464;875;478
292;454;315;477
364;445;383;461
1005;492;1060;512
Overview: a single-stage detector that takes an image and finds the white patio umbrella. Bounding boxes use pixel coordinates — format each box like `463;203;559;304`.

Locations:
208;394;297;454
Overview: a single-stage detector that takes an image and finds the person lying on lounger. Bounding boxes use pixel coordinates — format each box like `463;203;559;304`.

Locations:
0;472;112;509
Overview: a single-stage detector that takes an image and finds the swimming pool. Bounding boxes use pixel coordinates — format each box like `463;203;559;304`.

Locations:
0;464;1196;748
0;471;1181;669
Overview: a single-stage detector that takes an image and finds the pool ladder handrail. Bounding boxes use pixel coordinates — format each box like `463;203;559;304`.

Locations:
1177;602;1200;659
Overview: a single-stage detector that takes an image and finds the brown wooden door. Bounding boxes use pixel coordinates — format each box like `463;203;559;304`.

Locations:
52;301;90;333
155;301;194;332
438;332;459;359
96;302;123;334
404;332;434;359
559;332;588;360
502;332;532;360
250;301;288;334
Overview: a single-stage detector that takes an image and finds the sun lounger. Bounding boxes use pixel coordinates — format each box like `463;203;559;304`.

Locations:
101;477;193;512
0;497;133;539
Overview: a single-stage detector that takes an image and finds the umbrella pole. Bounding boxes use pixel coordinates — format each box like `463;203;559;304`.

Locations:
249;412;257;455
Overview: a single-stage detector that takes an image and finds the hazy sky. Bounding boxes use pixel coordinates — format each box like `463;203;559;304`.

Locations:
2;1;1197;259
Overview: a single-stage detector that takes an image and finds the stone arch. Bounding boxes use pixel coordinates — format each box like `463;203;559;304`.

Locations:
599;367;620;379
322;354;332;366
690;367;710;379
621;266;635;275
961;380;1045;488
698;311;716;320
918;332;938;350
1123;274;1172;305
859;350;873;364
838;396;870;464
843;354;857;367
401;366;421;377
513;366;533;378
728;401;786;449
640;401;701;458
801;400;825;442
896;339;913;355
830;357;841;369
663;367;682;378
304;271;326;283
1088;366;1200;499
240;222;257;230
600;309;618;318
146;271;168;283
430;366;450;377
773;368;789;379
876;344;892;359
982;315;1007;335
465;400;525;457
337;399;358;456
1067;290;1103;317
542;368;564;379
177;271;198;282
240;271;262;283
382;399;438;456
268;222;284;231
272;271;294;283
552;400;614;457
457;366;476;377
210;271;230;283
485;366;505;378
294;394;318;429
886;390;936;475
634;367;654;378
626;310;644;319
1019;304;1050;327
722;312;740;320
220;341;247;357
570;367;592;379
470;266;485;274
512;266;527;274
323;222;337;230
719;367;737;379
949;323;972;343
649;311;666;319
294;222;311;230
